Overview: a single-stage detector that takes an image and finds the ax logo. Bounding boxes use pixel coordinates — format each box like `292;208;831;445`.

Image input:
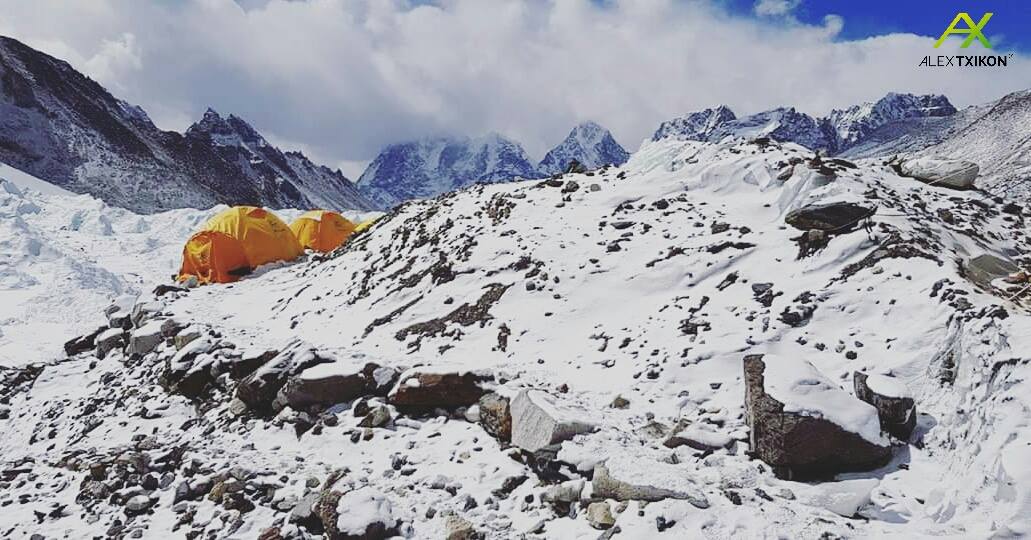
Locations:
934;12;993;48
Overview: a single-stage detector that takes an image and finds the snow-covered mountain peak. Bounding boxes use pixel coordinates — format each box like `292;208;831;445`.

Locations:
828;93;958;149
651;105;737;141
538;121;630;175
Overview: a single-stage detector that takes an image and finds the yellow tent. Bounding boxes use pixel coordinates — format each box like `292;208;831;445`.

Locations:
290;210;356;253
178;206;303;284
352;217;379;234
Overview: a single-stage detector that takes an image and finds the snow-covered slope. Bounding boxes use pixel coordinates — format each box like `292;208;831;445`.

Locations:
0;164;375;368
357;134;540;208
537;121;629;175
4;137;1028;538
0;36;373;213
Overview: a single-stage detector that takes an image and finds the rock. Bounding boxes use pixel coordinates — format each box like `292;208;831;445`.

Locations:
124;495;153;515
107;309;132;330
127;320;165;356
477;393;512;442
330;487;399;540
743;354;891;480
94;328;126;358
358;406;392;428
586;501;615;530
274;361;377;412
853;372;916;440
130;300;163;328
152;284;187;297
663;422;734;451
388;368;491;412
289;492;321;525
896;156;978;190
236;340;334;413
592;457;708;508
444;514;480;540
964;254;1019;291
173;326;203;350
785;202;875;233
541;479;586;503
609;395;630;409
63;326;106;356
368;366;400;396
510;390;595;452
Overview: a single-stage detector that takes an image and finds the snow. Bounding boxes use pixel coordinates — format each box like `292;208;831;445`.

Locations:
334;487;398;535
761;355;886;445
2;132;1030;538
0;166;369;366
865;373;913;399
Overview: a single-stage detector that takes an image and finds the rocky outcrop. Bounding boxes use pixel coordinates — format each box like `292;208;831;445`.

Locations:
236;341;334;413
273;362;379;412
743;354;891;480
854;372;916;440
510;390;595;453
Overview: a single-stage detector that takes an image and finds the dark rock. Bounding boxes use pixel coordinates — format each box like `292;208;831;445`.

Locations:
785;202;875;233
388;369;491;412
275;362;377;412
853;372;916;440
963;254;1019;291
743;354;891;480
236;341;334;413
63;326;106;357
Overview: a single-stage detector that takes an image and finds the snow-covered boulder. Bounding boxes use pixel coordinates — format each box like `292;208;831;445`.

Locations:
333;487;399;539
94;327;126;358
510;390;595;453
236;340;333;412
785;202;875;232
387;367;491;412
273;361;378;412
964;254;1020;291
854;372;916;440
743;354;891;479
127;319;165;357
477;392;512;442
896;156;978;189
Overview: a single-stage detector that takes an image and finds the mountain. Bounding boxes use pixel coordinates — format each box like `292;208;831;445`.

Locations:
6;135;1028;538
827;92;956;149
357;133;539;208
653;93;959;155
0;35;373;213
651;105;737;141
537;121;629;175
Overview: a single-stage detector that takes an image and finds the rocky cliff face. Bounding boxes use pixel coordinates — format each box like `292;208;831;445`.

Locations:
0;36;373;213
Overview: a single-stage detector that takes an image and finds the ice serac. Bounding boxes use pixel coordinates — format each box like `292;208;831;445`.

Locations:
0;36;373;213
537;121;629;175
357;134;540;208
743;354;891;479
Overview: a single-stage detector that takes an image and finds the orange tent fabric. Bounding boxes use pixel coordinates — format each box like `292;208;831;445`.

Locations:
177;206;303;284
290;210;356;253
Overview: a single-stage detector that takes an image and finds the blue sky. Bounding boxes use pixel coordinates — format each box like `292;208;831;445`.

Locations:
718;0;1031;52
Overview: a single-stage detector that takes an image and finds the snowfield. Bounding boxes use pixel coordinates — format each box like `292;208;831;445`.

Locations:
1;136;1029;539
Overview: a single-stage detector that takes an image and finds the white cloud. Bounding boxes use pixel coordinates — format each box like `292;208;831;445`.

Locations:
0;0;1028;165
754;0;800;18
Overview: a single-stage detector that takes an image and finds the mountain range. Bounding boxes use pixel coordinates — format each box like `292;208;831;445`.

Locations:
0;35;374;214
2;34;1029;212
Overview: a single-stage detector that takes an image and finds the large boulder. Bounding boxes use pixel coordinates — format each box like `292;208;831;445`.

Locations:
236;340;334;413
896;156;978;190
274;361;379;412
785;202;875;233
743;354;891;480
387;368;491;412
510;390;595;453
853;372;916;440
964;254;1020;291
